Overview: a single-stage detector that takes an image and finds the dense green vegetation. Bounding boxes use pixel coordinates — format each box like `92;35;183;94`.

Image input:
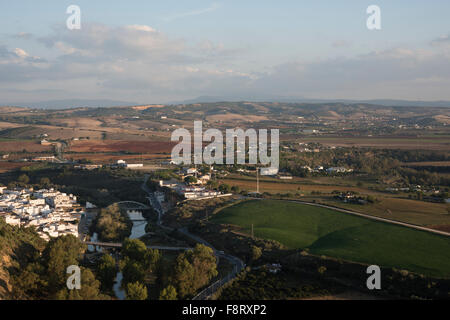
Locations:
159;284;177;300
0;218;46;298
212;200;450;278
92;204;132;242
116;240;217;300
219;268;334;300
281;147;450;187
1;166;148;207
170;244;218;298
0;220;109;300
126;281;148;300
116;238;161;300
96;254;117;292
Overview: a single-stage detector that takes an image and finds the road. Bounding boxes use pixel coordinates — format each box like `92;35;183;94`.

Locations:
141;174;245;300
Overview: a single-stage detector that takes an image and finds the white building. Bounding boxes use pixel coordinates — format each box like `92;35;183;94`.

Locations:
326;167;353;173
260;167;279;176
125;163;144;168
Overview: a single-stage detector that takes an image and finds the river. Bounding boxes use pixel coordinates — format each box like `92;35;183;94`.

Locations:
88;210;148;300
113;210;148;299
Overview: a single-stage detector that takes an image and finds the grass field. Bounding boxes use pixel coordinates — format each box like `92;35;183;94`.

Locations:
211;200;450;278
70;140;174;153
219;177;450;227
219;177;382;195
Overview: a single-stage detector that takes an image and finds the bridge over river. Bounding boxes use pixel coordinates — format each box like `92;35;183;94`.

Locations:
83;241;192;251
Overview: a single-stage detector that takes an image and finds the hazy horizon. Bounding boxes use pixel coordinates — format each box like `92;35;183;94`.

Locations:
1;1;450;104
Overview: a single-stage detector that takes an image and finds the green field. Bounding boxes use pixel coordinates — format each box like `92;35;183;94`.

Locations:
212;200;450;278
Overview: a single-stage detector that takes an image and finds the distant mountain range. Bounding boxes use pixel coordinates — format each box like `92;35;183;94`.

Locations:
2;96;450;109
173;96;450;108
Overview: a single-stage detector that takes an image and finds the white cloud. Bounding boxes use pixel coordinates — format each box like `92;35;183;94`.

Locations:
1;24;450;102
125;25;156;32
13;48;29;58
250;48;450;100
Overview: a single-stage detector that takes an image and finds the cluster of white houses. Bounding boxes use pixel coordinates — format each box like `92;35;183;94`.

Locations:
74;160;144;170
301;165;353;174
0;187;82;241
159;179;230;200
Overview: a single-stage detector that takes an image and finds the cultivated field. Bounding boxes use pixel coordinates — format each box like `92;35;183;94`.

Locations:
297;136;450;150
69;140;175;153
212;200;450;277
206;113;269;123
68;153;170;164
0;140;52;152
219;177;382;194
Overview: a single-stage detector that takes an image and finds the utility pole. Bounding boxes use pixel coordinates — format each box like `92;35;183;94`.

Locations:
256;166;259;193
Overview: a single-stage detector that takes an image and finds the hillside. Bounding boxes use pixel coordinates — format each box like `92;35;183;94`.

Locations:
0;219;45;299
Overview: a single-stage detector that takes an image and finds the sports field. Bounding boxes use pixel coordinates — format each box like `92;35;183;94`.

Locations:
212;200;450;277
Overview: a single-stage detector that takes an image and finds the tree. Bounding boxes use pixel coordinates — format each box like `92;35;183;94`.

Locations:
94;204;131;242
121;239;160;273
120;239;161;290
184;176;198;184
171;244;218;298
11;262;47;299
207;180;219;189
122;259;145;283
219;183;231;193
97;254;117;291
318;266;327;275
159;285;177;300
145;248;161;272
55;267;109;300
251;245;262;261
122;238;147;262
42;235;85;292
172;257;195;298
18;174;30;185
40;177;51;187
126;281;148;300
231;185;240;193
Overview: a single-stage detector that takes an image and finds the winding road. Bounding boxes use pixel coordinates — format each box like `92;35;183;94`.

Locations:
141;175;245;300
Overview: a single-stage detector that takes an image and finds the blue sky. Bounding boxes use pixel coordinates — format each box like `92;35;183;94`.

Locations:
1;1;450;103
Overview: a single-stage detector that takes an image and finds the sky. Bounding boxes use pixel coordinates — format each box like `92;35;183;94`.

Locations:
0;0;450;104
